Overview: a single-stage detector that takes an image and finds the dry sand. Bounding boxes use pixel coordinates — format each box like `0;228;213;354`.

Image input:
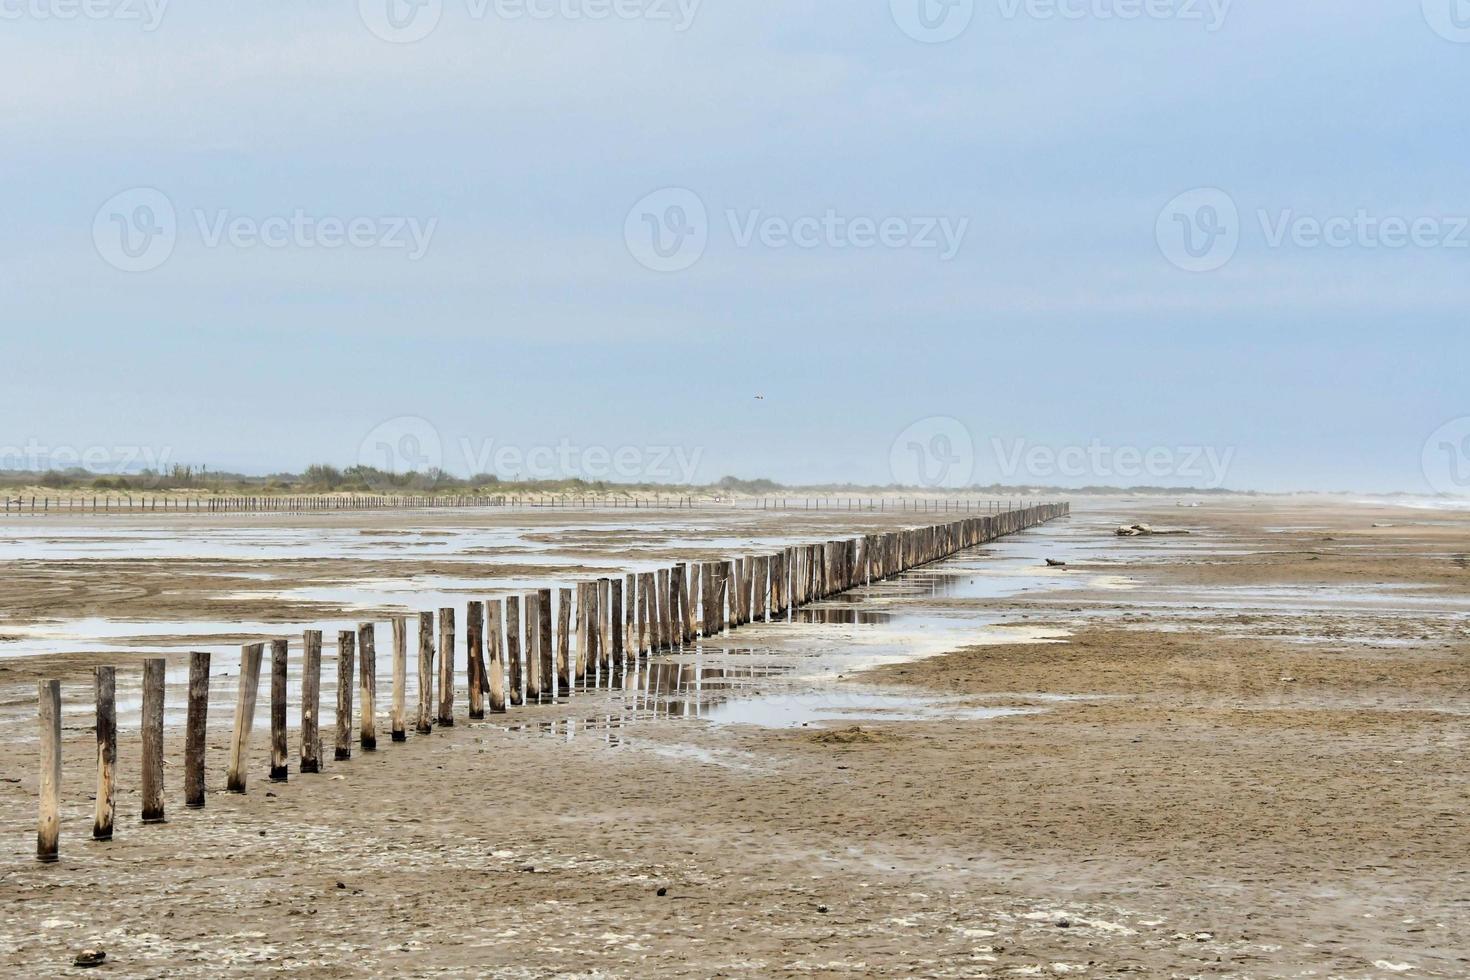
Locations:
0;498;1465;977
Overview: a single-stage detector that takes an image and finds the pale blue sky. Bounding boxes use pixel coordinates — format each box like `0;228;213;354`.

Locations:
3;1;1467;492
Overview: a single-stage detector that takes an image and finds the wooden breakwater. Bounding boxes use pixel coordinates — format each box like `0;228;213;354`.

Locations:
5;495;1040;516
30;502;1067;863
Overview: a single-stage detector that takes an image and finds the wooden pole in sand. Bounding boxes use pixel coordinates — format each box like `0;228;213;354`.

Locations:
637;572;651;655
487;599;506;713
538;588;553;699
506;595;523;706
391;616;408;741
184;652;209;805
678;564;693;645
92;667;116;838
335;631;355;761
574;583;589;684
416;612;434;734
556;588;572;696
624;573;636;655
466;602;485;720
358;624;377;750
586;584;601;686
228;642;264;793
610;578;624;671
270;638;289;781
141;657;166;823
37;680;61;863
437;608;455;726
524;593;543;701
653;568;669;650
598;578;612;674
301;630;322;773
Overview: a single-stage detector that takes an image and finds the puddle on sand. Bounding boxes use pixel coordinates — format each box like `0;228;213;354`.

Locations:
702;692;1040;729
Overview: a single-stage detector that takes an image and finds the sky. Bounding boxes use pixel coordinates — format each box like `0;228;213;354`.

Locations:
2;0;1468;494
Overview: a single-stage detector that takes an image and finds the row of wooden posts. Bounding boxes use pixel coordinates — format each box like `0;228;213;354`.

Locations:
34;503;1069;862
8;496;1037;516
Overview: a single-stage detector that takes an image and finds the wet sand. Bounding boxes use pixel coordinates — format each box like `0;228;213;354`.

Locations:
0;498;1465;977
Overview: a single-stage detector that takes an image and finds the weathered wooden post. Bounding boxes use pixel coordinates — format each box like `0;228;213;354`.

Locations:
141;657;166;823
270;638;290;781
656;568;671;649
598;578;612;673
487;599;507;712
416;612;434;733
538;588;554;699
525;593;543;701
391;616;408;741
466;602;486;720
678;564;693;644
586;584;601;685
506;595;523;706
37;680;61;863
437;608;456;726
335;631;355;761
183;652;210;805
624;572;636;657
574;583;590;684
301;630;323;772
556;588;572;696
358;624;377;750
93;666;117;838
637;572;652;655
610;578;624;671
228;642;265;793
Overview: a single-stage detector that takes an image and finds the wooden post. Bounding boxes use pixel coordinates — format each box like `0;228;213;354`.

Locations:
335;631;355;761
610;578;624;671
358;624;377;750
506;595;523;705
184;652;210;805
437;608;455;726
585;584;601;686
598;578;612;673
141;658;167;823
538;588;554;699
624;573;636;656
466;602;486;720
416;612;434;734
525;592;543;701
301;630;323;772
391;616;408;741
574;583;590;683
228;643;264;793
270;638;289;780
37;680;61;863
637;572;651;655
93;666;117;838
678;564;693;645
487;599;507;713
556;588;572;696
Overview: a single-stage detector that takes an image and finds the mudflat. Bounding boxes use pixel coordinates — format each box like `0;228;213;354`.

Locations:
0;498;1464;977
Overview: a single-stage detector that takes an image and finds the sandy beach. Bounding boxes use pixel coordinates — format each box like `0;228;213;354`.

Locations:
0;497;1465;977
